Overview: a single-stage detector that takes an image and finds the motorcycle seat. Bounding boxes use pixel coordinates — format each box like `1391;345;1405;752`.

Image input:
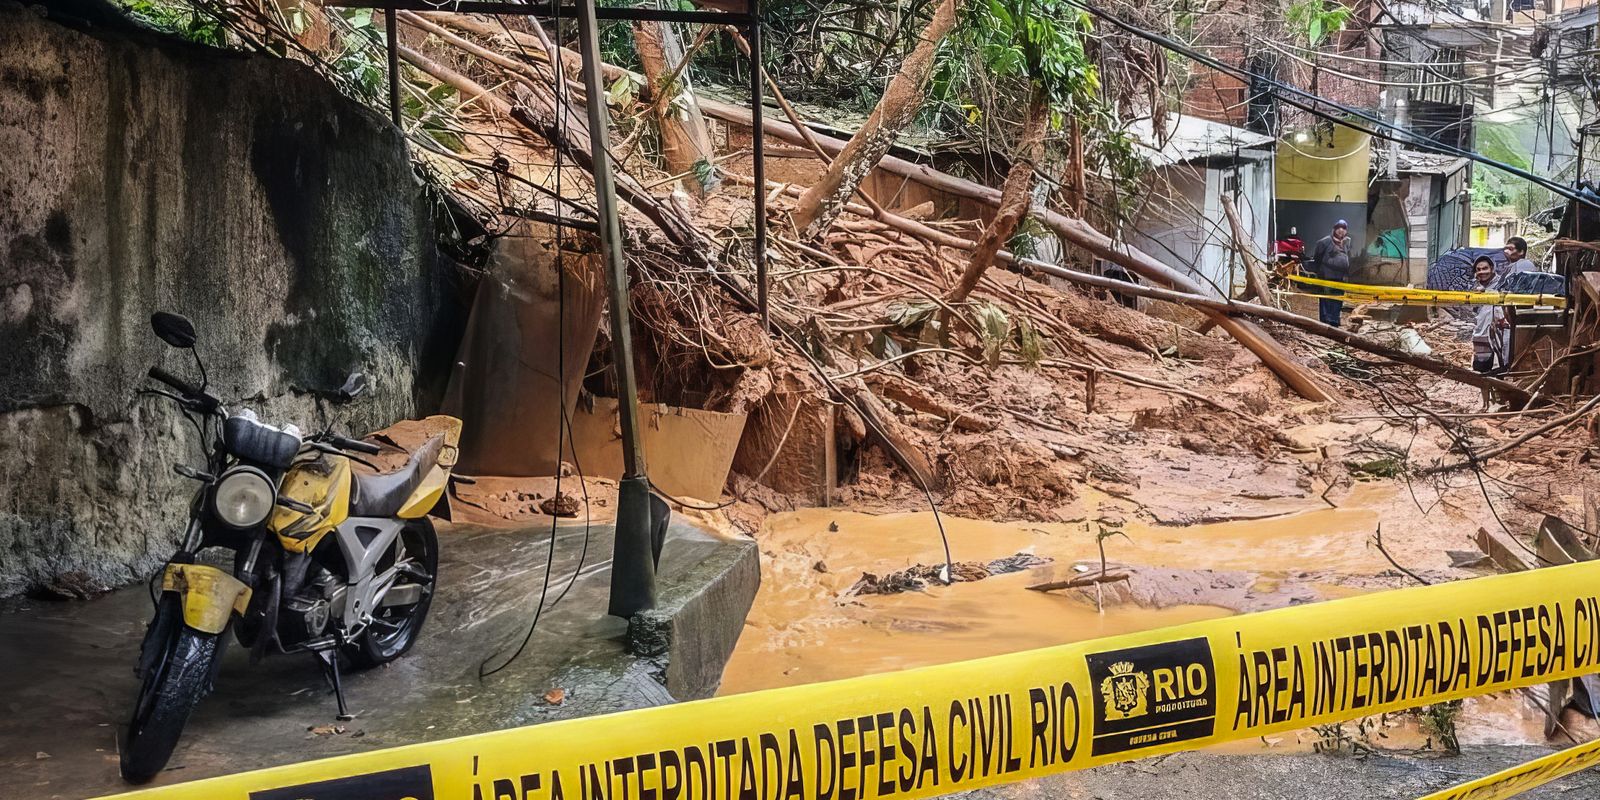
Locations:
350;435;445;518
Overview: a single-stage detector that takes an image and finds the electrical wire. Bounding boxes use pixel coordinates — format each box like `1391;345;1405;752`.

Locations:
1063;0;1600;209
480;7;577;679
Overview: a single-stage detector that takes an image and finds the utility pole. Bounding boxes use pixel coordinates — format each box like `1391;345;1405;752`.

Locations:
575;0;658;618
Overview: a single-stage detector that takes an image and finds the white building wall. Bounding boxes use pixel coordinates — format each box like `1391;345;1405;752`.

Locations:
1129;156;1274;298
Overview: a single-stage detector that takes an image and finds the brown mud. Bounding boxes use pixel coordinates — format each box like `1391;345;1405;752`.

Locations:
720;388;1594;755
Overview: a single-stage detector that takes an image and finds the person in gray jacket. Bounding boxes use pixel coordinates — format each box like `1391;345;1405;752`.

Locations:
1308;220;1353;327
1502;236;1536;275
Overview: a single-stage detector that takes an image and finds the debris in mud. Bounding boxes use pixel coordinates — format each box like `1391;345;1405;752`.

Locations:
307;724;347;736
848;553;1050;596
539;493;581;517
27;571;110;601
543;688;567;706
1446;550;1490;569
1026;572;1130;592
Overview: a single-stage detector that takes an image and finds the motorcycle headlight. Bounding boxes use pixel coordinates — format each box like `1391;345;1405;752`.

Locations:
212;467;275;529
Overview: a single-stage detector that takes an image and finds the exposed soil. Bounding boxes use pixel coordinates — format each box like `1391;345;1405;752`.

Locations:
719;297;1600;763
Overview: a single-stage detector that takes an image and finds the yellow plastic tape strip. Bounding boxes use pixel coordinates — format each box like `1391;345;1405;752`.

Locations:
101;561;1600;800
1416;737;1600;799
1286;274;1567;308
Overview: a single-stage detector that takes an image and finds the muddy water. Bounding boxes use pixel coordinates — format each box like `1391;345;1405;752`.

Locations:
719;492;1552;748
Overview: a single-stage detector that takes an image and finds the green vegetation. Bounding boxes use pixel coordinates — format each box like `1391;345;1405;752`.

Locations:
1418;700;1462;754
120;0;223;45
1285;0;1351;47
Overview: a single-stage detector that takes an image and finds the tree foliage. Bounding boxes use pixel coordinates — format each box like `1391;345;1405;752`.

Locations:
121;0;224;45
931;0;1143;213
1284;0;1351;47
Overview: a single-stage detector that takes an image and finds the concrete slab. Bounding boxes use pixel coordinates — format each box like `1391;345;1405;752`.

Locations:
0;518;758;799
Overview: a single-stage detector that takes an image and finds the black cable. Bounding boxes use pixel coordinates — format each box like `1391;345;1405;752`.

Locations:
548;402;593;609
1063;0;1600;209
480;7;573;679
650;478;740;510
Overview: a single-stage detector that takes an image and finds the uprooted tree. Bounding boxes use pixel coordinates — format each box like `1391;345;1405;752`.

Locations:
945;0;1104;306
788;0;961;238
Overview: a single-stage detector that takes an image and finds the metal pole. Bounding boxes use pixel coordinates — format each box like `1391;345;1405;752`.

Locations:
385;10;401;126
576;0;657;617
749;3;768;332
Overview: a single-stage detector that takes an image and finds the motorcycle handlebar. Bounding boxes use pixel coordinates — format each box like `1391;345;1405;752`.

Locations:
147;366;199;397
146;367;222;413
329;434;382;455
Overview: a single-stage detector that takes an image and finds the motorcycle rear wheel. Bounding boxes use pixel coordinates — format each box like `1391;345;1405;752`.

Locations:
344;518;438;670
120;598;224;783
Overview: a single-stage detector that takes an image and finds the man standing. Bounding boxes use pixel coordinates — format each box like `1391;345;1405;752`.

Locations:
1495;236;1535;365
1469;255;1506;374
1309;220;1353;327
1502;236;1536;274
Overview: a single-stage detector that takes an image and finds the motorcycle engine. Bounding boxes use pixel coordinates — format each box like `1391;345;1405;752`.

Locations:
283;567;346;642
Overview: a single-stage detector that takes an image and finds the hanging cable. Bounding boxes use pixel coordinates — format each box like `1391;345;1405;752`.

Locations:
1064;0;1600;209
480;6;576;679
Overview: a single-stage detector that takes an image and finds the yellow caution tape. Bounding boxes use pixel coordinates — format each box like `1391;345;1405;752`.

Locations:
1285;274;1567;308
100;561;1600;800
1417;737;1600;799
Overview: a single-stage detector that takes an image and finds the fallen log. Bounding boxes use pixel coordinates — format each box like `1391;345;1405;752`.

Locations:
697;98;1337;402
1012;257;1531;400
863;372;1000;432
1221;196;1276;308
1027;572;1130;591
736;170;1515;400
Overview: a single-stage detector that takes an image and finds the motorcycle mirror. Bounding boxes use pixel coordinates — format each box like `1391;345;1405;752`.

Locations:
337;372;367;402
150;312;197;349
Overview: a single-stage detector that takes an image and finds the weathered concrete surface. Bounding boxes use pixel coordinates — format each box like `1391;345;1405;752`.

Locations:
0;1;465;596
0;517;759;799
628;516;761;699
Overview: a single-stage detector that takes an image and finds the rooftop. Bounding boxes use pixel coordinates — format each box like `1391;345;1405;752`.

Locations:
1127;115;1274;167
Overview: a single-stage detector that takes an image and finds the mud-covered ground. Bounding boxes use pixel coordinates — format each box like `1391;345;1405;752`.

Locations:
713;290;1600;795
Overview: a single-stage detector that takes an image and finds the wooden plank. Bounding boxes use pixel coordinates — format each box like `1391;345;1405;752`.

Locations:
1476;526;1533;572
1536;515;1593;565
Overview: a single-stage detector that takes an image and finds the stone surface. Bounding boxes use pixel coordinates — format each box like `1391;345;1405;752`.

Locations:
0;1;466;596
0;517;760;798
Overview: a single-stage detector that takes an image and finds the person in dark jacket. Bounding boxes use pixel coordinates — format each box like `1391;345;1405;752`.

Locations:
1308;220;1353;327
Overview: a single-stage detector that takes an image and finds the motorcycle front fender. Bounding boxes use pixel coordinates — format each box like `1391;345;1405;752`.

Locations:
160;563;252;635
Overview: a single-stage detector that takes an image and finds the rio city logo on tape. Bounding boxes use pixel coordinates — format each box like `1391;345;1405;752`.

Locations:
1086;637;1217;756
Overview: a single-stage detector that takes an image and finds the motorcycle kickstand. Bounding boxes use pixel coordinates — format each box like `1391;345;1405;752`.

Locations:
314;649;355;721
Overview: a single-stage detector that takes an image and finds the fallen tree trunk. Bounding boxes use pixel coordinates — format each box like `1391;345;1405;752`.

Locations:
1012;257;1532;400
698;97;1338;402
789;0;961;238
948;89;1047;305
633;21;715;198
1221;195;1276;307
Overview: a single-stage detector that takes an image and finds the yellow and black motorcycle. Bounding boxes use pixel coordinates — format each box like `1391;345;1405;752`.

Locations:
122;312;459;782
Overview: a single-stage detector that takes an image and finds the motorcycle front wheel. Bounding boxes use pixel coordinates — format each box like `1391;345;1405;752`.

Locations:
120;596;224;783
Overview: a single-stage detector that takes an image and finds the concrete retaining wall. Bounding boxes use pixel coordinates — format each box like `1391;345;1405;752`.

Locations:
0;2;465;596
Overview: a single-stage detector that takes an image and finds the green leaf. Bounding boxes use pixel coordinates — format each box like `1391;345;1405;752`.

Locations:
426;82;458;104
606;75;634;106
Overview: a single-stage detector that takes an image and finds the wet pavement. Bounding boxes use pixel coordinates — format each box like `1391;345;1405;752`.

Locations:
0;518;757;799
